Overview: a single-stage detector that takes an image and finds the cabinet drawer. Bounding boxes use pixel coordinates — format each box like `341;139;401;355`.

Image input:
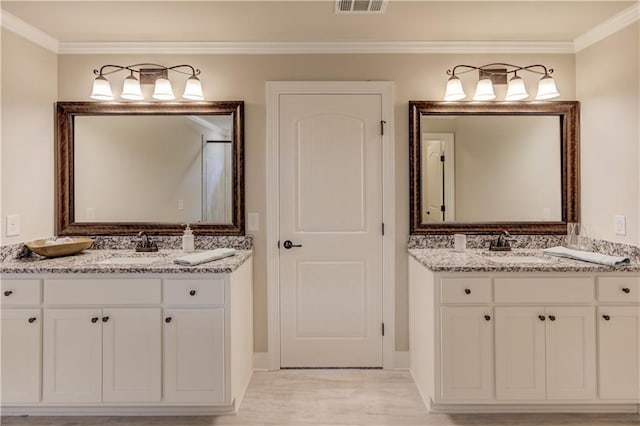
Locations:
441;278;492;303
494;277;594;304
1;279;41;305
44;279;161;305
163;279;225;305
598;276;640;303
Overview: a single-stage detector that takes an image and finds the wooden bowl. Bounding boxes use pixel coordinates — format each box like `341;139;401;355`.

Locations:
26;238;94;258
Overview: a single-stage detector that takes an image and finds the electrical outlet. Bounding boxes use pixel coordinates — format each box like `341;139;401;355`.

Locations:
178;200;184;210
247;213;259;231
6;214;20;237
614;215;626;236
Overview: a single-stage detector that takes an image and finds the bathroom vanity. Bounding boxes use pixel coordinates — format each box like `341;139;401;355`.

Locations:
408;249;640;413
0;249;253;415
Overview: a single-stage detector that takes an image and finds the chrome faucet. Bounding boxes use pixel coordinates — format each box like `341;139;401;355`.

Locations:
489;230;513;251
135;232;158;252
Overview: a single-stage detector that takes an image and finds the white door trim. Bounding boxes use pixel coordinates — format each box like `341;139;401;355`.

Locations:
266;81;395;370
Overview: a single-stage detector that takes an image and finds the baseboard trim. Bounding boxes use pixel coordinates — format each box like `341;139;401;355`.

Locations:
428;402;640;414
395;351;410;369
253;352;270;371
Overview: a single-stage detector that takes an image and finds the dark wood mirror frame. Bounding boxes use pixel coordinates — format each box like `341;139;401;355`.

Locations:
55;101;245;236
409;101;579;234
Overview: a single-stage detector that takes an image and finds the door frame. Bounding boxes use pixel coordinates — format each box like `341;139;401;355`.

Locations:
266;81;396;370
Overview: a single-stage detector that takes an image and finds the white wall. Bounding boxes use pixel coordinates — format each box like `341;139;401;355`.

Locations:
1;29;57;244
576;22;640;246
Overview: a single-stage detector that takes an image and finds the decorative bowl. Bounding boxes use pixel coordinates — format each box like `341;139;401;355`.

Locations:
26;238;94;258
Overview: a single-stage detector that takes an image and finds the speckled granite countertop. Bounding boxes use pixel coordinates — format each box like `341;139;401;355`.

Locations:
408;249;640;273
0;249;252;275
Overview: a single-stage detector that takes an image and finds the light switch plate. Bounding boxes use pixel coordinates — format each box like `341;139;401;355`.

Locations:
247;213;259;231
6;214;20;237
614;215;626;235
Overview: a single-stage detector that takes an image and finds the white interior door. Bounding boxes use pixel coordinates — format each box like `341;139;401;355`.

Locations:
422;139;444;222
279;93;383;367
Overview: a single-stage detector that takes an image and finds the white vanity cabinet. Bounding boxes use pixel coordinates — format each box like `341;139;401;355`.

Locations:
409;256;640;413
0;279;42;404
0;256;253;416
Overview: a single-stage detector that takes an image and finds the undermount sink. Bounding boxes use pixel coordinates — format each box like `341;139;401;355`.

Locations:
97;256;166;265
485;255;554;264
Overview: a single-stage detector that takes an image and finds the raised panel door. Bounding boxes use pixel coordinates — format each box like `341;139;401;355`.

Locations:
1;309;41;403
102;308;161;402
440;306;493;400
495;306;546;400
43;308;102;403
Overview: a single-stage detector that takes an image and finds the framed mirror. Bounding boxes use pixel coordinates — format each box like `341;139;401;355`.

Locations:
56;101;244;235
409;101;579;234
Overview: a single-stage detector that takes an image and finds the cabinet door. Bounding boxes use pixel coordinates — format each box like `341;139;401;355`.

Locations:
1;309;41;403
440;307;493;400
598;306;640;400
163;308;225;403
495;307;546;400
102;308;161;402
545;306;596;400
43;308;102;403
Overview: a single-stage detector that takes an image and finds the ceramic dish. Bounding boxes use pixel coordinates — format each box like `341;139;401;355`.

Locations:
26;238;94;258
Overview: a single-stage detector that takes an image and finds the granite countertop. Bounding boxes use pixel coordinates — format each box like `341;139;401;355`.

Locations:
408;248;640;273
0;249;252;275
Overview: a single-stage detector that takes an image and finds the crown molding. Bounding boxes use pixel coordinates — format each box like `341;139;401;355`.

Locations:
57;40;575;55
574;2;639;52
1;10;58;53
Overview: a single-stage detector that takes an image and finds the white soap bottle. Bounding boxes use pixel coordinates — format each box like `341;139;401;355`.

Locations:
182;224;195;253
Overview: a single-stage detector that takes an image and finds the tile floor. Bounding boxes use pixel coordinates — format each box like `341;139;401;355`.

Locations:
2;370;639;426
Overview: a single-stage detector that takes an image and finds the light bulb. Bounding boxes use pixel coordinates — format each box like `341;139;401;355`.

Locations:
443;75;466;101
472;78;496;101
152;77;175;100
536;75;560;100
120;74;144;101
90;76;114;101
505;74;529;101
183;75;204;101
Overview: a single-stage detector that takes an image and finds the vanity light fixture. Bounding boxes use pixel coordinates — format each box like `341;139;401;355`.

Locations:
90;63;204;102
443;63;560;102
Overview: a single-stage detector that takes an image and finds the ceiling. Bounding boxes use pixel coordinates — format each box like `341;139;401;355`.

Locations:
1;1;637;44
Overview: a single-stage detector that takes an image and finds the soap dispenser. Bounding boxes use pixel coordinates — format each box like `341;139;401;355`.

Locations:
182;224;195;253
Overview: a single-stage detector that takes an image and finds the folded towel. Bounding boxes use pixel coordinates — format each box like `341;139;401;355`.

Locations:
174;248;237;266
44;237;74;246
542;246;630;267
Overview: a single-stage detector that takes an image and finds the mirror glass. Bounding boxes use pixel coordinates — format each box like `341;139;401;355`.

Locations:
410;101;579;234
56;101;244;235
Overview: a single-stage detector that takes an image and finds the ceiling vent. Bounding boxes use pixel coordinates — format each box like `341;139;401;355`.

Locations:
335;0;388;13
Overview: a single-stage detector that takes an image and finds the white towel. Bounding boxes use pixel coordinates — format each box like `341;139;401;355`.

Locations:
542;246;630;267
173;248;237;266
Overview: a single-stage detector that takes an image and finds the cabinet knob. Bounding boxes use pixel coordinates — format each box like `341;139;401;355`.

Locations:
464;288;471;295
189;290;196;296
28;317;37;323
548;315;556;321
621;287;631;294
91;317;99;323
165;317;172;323
538;315;546;321
602;314;611;321
102;316;110;323
484;315;491;321
3;290;13;296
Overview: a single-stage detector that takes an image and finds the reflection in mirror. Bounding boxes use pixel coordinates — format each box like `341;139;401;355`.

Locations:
409;101;579;234
56;101;244;235
420;116;561;223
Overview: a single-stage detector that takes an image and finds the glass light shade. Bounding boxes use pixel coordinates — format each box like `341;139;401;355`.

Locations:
120;75;144;101
443;76;466;101
472;78;496;101
536;75;560;100
182;76;204;101
152;77;175;100
90;76;114;101
505;75;529;101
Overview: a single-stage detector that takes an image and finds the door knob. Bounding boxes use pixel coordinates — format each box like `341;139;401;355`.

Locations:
283;240;303;249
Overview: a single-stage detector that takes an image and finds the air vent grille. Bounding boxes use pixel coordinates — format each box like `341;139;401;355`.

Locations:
335;0;388;13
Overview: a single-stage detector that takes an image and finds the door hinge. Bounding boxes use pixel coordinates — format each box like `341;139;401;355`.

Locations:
381;322;385;336
440;154;445;162
440;205;446;212
381;222;385;236
277;240;280;249
380;120;387;136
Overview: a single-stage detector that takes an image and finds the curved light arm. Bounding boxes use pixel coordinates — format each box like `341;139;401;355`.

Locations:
93;63;201;77
446;63;554;77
